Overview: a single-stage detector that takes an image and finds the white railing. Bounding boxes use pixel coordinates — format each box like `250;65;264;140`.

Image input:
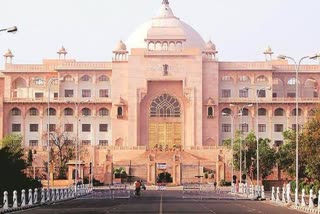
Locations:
270;186;320;213
0;184;92;212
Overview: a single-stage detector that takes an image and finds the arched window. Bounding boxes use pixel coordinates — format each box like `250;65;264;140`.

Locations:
99;108;109;116
162;42;168;51
256;75;268;82
221;108;232;116
46;108;56;116
169;42;175;51
239;76;250;82
98;75;109;82
11;107;21;116
241;108;249;116
291;108;302;116
258;108;267;116
207;107;213;117
148;42;155;51
117;107;123;116
287;78;300;85
274;108;284;116
155;42;161;51
29;108;39;116
150;93;181;118
64;108;74;116
176;42;182;51
221;76;233;82
82;108;91;116
80;75;91;82
34;77;44;85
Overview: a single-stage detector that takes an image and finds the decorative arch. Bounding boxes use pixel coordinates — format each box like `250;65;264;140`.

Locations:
28;107;39;116
98;75;109;82
63;75;74;82
256;75;268;82
99;108;109;116
82;108;91;116
46;107;57;116
274;108;284;116
239;75;250;82
150;93;181;118
11;107;21;116
80;75;91;82
258;108;267;116
12;77;26;89
304;78;317;88
64;108;74;116
291;108;302;116
287;78;300;85
221;108;232;115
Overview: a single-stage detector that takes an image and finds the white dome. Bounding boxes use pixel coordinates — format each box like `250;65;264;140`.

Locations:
127;2;205;50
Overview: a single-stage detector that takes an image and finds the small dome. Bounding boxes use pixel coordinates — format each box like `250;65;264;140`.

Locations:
3;49;13;57
57;46;67;55
114;40;127;51
205;40;216;51
263;46;273;55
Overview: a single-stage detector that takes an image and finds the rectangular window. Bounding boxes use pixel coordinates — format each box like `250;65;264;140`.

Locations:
54;93;58;99
257;90;266;98
287;93;296;98
12;124;21;132
274;124;284;132
30;109;38;116
292;124;302;131
81;140;91;145
99;140;108;146
99;124;108;132
82;124;91;132
240;123;249;132
222;89;231;98
82;89;91;97
65;90;74;97
47;124;56;132
239;89;248;98
274;140;283;147
272;93;277;98
65;124;73;132
99;89;109;97
35;92;44;99
30;124;39;132
29;140;38;147
222;124;231;132
258;124;266;132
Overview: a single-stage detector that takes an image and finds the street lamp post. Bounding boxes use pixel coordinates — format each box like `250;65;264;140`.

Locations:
278;54;320;206
243;86;271;186
222;112;235;181
46;78;60;198
0;26;18;33
66;100;89;195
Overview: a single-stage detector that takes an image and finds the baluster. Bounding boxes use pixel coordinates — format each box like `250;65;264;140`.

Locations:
12;190;18;208
28;189;33;206
3;191;9;210
21;189;26;207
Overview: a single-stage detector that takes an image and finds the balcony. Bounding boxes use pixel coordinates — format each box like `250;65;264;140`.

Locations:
219;97;320;104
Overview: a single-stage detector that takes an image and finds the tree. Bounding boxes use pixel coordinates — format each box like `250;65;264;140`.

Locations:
279;108;320;181
27;149;33;167
0;134;41;193
113;167;127;179
47;127;75;179
223;131;276;180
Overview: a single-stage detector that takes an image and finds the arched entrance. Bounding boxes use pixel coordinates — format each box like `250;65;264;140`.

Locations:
148;93;182;148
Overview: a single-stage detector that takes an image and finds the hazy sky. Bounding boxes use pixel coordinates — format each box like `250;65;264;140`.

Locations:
1;0;320;67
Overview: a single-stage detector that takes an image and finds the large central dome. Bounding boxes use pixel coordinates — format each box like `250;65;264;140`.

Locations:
126;0;205;50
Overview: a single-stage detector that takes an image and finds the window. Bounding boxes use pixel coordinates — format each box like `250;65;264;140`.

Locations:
98;75;109;81
65;124;73;132
222;124;231;132
65;90;74;97
221;76;232;81
29;108;39;116
35;92;44;99
54;93;58;99
82;108;91;116
64;75;74;82
99;124;108;132
272;93;277;98
29;140;38;147
149;93;180;117
47;108;56;116
291;108;302;116
258;124;266;132
241;108;249;116
11;108;21;116
222;108;232;115
99;89;109;97
240;123;249;132
274;124;284;132
80;75;90;81
256;75;267;82
64;108;73;116
239;89;248;98
99;108;109;116
258;108;267;116
239;76;250;82
287;93;296;98
47;124;56;132
82;124;91;132
257;90;266;97
292;124;302;131
30;124;39;132
34;78;44;85
274;140;283;147
222;89;231;98
274;108;284;116
99;140;108;146
82;89;91;97
287;78;299;85
12;124;21;132
81;140;91;145
117;107;123;118
207;107;213;118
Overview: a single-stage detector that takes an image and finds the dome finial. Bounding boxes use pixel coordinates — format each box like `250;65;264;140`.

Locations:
162;0;169;5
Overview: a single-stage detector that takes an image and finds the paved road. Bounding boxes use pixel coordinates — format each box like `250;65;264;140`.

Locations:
18;187;305;214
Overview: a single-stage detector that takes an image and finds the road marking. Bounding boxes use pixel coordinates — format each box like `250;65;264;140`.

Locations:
159;192;163;214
